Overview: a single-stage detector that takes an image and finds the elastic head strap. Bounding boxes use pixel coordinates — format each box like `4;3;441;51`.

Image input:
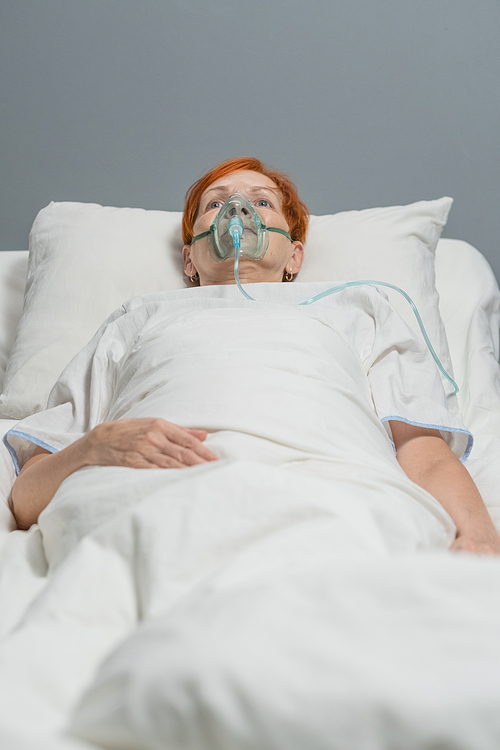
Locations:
191;225;292;245
190;228;213;245
267;227;293;242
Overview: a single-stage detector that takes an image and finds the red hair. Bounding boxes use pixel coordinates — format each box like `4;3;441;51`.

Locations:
182;156;309;246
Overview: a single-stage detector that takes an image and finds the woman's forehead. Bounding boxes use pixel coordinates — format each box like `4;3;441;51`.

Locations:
202;170;280;199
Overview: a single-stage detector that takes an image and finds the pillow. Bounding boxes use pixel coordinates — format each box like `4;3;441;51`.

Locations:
298;199;454;405
0;251;28;393
1;202;185;419
0;197;454;419
0;419;17;543
434;238;500;531
435;238;500;435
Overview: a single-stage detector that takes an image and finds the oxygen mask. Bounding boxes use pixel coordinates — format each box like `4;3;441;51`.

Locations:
190;192;292;263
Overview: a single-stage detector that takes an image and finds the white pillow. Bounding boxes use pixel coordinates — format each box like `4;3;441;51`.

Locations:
0;251;28;393
0;197;454;419
435;238;500;434
300;199;455;401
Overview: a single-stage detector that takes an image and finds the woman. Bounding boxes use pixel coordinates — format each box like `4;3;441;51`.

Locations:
7;156;500;555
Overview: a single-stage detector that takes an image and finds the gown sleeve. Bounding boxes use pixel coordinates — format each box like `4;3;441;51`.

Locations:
3;304;141;475
360;287;473;462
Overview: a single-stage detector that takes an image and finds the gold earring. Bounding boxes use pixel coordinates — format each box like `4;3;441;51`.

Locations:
284;270;294;282
189;272;199;283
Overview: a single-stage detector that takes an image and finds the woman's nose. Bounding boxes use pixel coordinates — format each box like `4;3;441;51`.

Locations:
228;206;250;217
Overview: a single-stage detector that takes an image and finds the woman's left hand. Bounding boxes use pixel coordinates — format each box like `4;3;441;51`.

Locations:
449;529;500;555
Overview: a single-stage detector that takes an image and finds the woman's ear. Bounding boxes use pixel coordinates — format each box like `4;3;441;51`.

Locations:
288;241;304;274
183;245;198;277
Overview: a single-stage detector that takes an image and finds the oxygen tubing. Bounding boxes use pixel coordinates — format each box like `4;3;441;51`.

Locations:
232;250;459;394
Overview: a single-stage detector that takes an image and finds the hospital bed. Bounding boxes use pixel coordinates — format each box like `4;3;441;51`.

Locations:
1;198;500;750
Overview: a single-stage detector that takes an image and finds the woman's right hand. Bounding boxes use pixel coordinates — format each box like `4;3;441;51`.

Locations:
83;418;219;469
12;418;219;530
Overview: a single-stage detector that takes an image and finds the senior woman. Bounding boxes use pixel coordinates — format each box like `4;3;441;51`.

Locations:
7;157;500;556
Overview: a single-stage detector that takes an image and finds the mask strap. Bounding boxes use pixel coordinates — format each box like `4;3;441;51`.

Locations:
192;226;291;245
267;227;293;242
191;226;214;245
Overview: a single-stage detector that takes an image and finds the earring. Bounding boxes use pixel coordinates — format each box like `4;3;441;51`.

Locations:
284;270;294;282
189;272;200;283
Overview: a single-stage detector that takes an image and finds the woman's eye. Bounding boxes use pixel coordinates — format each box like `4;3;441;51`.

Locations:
208;200;223;210
256;199;272;208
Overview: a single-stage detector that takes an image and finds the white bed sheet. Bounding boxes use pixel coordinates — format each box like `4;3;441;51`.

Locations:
2;451;500;749
1;281;500;749
1;246;500;749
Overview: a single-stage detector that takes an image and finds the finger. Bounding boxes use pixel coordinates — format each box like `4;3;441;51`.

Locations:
156;455;188;469
162;425;219;461
150;453;212;469
115;453;173;470
142;433;214;467
129;447;188;470
166;442;215;466
141;421;218;462
185;429;209;441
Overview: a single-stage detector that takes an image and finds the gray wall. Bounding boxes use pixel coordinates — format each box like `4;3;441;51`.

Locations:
2;0;499;280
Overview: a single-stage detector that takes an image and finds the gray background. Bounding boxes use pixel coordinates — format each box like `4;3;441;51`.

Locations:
1;0;499;279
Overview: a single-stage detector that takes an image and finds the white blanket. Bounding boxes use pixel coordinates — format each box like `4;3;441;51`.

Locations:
1;282;500;750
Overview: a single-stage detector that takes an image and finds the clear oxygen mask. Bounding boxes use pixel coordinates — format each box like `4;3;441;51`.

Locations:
190;192;292;263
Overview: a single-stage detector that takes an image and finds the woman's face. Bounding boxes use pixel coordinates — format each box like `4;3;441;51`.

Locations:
183;170;304;286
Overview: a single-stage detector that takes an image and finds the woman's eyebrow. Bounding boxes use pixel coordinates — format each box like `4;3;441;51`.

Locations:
203;186;227;195
245;186;280;194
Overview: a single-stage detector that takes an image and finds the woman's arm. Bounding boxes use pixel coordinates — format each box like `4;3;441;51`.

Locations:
12;441;93;531
11;418;219;531
389;420;500;554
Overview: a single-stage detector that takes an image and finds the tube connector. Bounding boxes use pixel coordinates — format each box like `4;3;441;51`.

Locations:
228;216;244;249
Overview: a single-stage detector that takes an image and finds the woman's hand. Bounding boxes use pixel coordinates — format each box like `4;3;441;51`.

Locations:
83;418;219;470
12;418;219;530
449;529;500;556
389;422;500;558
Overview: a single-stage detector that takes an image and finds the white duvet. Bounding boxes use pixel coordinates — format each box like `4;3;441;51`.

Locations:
1;281;500;750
